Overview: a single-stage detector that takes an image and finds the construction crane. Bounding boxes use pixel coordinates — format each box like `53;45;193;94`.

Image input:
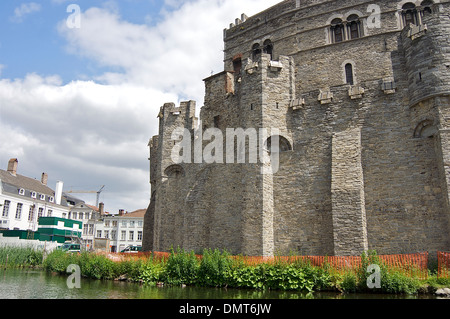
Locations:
66;185;105;207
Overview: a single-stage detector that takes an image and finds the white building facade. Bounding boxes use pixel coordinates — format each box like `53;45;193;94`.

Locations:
0;159;70;232
95;209;145;252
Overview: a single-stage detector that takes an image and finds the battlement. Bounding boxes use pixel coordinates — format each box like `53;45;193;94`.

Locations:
158;100;198;131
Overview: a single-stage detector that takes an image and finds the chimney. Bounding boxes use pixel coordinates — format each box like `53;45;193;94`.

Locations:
55;181;63;205
7;158;18;176
119;209;125;216
99;202;104;215
41;173;48;186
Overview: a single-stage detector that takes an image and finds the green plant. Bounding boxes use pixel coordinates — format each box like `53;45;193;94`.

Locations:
197;248;234;287
162;247;199;286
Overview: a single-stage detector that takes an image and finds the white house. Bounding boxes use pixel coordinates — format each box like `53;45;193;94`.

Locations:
0;159;70;232
95;209;145;252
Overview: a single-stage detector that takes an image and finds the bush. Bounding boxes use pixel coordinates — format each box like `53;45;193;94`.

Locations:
197;249;234;287
162;247;199;286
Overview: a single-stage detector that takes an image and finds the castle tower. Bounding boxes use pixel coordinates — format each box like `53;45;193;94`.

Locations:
401;2;450;247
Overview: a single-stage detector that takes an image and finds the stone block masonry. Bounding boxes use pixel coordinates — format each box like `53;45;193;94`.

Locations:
143;0;450;256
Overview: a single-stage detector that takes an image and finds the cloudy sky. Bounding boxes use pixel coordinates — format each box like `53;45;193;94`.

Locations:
0;0;281;214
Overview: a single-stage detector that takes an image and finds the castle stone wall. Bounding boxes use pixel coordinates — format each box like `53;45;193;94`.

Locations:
143;0;450;256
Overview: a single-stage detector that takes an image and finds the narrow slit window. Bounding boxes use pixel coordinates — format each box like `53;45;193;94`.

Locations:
345;63;354;85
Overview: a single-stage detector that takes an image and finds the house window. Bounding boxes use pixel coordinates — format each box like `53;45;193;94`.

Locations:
38;207;44;218
121;231;126;241
138;231;143;241
2;201;10;217
130;221;135;228
28;206;35;222
97;230;102;238
112;220;118;227
15;203;23;220
72;212;77;219
129;231;134;241
138;221;143;227
105;230;109;239
47;210;52;217
111;230;117;240
83;224;88;235
345;63;355;85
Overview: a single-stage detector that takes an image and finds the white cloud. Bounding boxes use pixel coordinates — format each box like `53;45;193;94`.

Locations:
11;2;41;23
57;0;281;104
0;0;281;213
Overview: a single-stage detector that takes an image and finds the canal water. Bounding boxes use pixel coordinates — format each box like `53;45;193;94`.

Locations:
0;268;436;299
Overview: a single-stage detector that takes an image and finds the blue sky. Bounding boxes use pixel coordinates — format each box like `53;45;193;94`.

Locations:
0;1;166;82
0;0;281;213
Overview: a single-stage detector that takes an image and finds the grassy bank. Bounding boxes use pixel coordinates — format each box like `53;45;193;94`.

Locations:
42;248;450;294
2;246;449;295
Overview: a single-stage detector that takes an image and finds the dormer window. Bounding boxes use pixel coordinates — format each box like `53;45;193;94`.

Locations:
31;191;37;199
49;196;54;203
19;188;25;196
39;194;45;201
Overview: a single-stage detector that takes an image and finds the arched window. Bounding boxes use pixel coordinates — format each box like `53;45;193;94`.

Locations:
263;39;273;59
347;14;362;39
402;3;419;27
421;0;434;16
331;18;345;43
265;135;292;153
414;119;437;138
164;164;185;178
252;43;261;60
345;63;354;85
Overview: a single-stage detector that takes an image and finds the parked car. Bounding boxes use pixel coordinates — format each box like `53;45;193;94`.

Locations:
120;246;142;253
58;243;81;253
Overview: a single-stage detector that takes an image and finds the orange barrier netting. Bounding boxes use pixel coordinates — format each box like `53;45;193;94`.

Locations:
438;251;450;278
110;251;432;279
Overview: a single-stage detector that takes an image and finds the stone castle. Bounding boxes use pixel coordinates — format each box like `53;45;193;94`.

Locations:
142;0;450;256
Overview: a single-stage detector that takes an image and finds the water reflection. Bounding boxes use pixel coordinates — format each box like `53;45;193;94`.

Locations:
0;269;435;300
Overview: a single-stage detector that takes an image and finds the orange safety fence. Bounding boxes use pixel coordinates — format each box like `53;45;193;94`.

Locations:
229;252;429;279
438;251;450;278
107;251;434;280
